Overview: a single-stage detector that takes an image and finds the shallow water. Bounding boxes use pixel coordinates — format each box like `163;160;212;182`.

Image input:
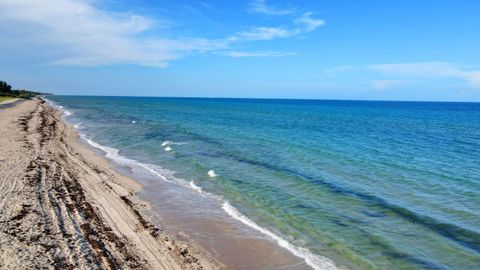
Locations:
48;96;480;269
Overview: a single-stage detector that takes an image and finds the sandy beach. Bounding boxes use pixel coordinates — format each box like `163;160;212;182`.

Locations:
0;99;220;269
1;1;477;268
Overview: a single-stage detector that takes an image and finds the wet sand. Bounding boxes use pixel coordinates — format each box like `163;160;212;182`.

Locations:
136;172;312;270
0;99;219;269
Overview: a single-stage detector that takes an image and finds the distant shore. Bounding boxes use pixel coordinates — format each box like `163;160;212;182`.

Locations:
0;98;219;269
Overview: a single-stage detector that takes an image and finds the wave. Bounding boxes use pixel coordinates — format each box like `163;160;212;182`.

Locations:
207;170;217;177
189;180;203;193
161;141;169;146
44;98;73;117
222;201;338;270
162;141;187;152
78;133;176;184
43;98;59;110
73;122;83;129
161;140;185;146
76;133;339;270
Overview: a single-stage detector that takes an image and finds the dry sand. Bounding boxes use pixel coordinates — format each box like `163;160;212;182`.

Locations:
0;99;221;269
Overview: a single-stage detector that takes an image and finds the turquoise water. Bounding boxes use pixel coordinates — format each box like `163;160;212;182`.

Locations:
48;96;480;269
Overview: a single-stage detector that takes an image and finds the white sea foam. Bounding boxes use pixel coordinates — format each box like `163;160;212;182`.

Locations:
73;122;83;129
164;146;172;152
43;98;56;109
132;120;136;124
189;180;203;193
79;134;132;165
222;201;338;270
78;133;338;270
43;98;72;117
207;170;217;177
78;133;177;183
161;141;185;146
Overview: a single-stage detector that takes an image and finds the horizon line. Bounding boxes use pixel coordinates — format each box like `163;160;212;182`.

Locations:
45;94;480;104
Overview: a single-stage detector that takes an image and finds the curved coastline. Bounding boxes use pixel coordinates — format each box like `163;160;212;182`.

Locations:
42;96;480;270
0;98;219;269
59;103;340;270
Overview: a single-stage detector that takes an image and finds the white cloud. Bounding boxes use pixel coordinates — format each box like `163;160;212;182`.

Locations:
220;51;297;58
295;12;325;32
229;27;293;41
325;62;480;89
230;13;325;42
248;0;296;15
0;0;324;67
372;80;405;89
0;0;223;67
368;62;480;88
368;62;456;77
464;71;480;87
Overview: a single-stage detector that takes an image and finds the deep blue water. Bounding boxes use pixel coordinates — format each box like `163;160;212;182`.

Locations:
47;96;480;269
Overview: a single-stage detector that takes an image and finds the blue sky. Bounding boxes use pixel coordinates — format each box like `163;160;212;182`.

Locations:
1;0;480;101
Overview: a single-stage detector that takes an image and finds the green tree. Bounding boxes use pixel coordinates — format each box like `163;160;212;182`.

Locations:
0;81;12;95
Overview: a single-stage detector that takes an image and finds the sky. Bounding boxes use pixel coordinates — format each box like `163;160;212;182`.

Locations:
1;0;480;101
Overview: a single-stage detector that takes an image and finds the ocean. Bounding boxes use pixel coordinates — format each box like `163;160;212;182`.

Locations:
46;96;480;270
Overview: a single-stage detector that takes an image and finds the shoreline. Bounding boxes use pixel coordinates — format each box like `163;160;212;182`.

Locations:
54;100;339;270
0;98;220;269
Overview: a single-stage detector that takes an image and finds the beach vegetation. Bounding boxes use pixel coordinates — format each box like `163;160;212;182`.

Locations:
0;96;16;102
0;81;12;95
0;80;50;99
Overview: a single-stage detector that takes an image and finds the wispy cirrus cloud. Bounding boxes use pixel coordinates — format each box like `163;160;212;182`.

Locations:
0;0;325;66
0;0;214;67
295;12;325;32
229;27;293;41
220;51;298;58
368;62;480;88
372;80;406;90
327;62;480;89
229;13;324;42
248;0;296;15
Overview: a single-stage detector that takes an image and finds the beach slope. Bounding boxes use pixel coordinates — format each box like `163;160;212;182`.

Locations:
0;99;219;269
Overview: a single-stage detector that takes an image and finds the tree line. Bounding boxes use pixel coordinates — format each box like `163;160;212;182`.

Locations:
0;80;50;99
